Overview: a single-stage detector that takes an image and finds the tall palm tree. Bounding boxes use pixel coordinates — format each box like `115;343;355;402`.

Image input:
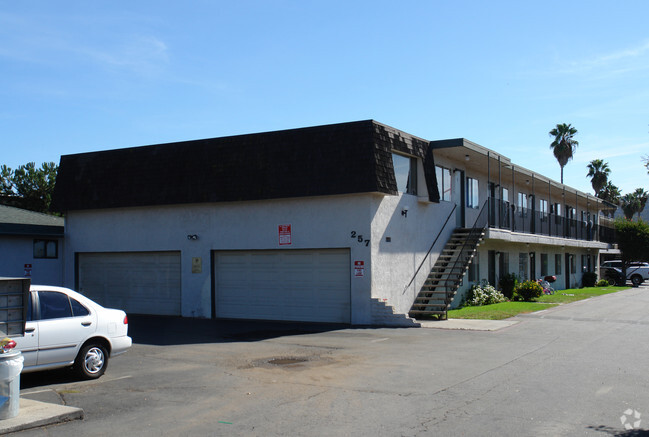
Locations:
586;159;610;195
549;123;579;184
621;188;649;220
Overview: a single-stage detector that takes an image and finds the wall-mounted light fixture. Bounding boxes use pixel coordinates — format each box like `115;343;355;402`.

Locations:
526;179;530;185
401;207;409;218
465;154;470;161
187;234;199;241
529;252;534;258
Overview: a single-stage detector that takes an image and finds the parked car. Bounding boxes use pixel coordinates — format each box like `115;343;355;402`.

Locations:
600;261;649;286
17;285;132;379
599;266;625;286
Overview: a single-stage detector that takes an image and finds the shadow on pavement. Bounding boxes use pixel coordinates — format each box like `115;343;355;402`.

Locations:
21;367;82;389
128;314;350;346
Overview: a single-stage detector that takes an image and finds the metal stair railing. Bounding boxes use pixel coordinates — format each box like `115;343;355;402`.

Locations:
402;204;457;295
443;200;489;291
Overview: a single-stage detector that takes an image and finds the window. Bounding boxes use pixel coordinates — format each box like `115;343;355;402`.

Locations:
555;254;562;275
34;240;58;259
539;199;548;220
468;252;480;282
517;193;527;214
466;177;479;208
392;153;417;195
541;253;548;276
39;291;72;320
71;298;90;317
37;291;89;320
518;253;528;280
436;165;452;201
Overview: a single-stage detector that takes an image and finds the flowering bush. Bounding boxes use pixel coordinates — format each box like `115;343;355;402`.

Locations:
464;281;506;306
513;280;543;302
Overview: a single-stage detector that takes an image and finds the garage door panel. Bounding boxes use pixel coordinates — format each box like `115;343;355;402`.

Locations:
215;249;350;323
78;252;181;316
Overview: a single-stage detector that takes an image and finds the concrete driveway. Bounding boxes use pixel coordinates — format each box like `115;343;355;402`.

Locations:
16;285;649;436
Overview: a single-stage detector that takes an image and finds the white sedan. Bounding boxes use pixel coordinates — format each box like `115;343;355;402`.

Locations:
16;285;132;379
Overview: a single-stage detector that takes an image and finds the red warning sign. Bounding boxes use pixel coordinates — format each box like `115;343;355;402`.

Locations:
354;261;364;277
278;224;292;246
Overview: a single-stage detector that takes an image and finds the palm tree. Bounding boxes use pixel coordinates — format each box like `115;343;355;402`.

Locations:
549;123;579;184
586;159;610;195
621;188;649;220
598;181;621;204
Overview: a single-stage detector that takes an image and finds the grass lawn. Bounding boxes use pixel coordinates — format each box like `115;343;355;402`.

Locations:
536;286;628;304
448;286;630;320
447;301;558;320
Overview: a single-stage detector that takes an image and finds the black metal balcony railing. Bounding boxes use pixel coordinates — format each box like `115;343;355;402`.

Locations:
488;197;616;243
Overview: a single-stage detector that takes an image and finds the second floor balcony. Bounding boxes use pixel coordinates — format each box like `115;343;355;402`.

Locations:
487;197;616;244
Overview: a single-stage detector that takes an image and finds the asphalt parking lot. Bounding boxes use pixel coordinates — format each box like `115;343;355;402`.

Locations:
13;285;649;436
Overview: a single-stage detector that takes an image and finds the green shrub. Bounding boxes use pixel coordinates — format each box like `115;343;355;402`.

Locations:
596;279;610;287
582;272;598;288
463;281;506;307
513;280;543;302
498;273;519;300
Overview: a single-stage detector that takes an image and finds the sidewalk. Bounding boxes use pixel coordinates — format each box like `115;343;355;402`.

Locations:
418;318;519;331
0;398;82;434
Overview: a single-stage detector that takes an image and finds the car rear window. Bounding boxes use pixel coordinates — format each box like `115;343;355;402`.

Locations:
70;298;90;317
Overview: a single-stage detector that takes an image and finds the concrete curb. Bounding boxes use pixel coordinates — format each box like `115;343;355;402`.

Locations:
0;399;83;434
418;319;519;331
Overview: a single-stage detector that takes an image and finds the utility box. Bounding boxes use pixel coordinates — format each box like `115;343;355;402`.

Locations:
0;278;28;419
0;278;29;338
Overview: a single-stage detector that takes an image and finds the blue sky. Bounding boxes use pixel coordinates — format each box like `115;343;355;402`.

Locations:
2;1;648;196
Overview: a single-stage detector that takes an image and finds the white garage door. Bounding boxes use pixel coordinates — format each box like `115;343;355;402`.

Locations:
215;249;351;323
78;251;181;316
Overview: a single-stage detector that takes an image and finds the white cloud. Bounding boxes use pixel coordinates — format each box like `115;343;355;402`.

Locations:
561;40;649;76
80;35;170;75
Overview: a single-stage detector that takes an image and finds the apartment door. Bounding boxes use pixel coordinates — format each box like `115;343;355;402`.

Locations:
453;169;466;227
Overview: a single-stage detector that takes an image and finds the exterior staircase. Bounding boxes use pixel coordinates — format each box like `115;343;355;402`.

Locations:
409;227;485;320
370;298;421;327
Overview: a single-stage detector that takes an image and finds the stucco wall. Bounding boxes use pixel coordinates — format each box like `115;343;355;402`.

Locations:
0;235;64;285
370;195;457;316
64;194;392;323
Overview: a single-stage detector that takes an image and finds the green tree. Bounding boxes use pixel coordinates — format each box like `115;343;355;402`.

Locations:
549;123;579;184
614;218;649;278
586;159;610;195
598;181;621;204
620;188;649;220
0;162;58;213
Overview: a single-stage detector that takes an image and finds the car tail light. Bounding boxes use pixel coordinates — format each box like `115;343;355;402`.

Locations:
123;315;128;325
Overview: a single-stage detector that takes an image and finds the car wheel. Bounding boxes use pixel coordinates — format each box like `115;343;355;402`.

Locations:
75;343;108;379
631;275;643;287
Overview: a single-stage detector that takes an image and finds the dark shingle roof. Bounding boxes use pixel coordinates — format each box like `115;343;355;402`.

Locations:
0;205;64;236
52;120;439;212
